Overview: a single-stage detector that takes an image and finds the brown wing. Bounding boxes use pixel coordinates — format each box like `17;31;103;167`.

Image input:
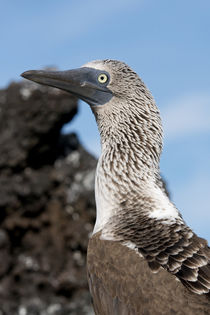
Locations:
109;212;210;297
87;233;210;315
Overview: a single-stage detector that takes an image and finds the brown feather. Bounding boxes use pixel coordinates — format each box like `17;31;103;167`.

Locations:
87;233;210;315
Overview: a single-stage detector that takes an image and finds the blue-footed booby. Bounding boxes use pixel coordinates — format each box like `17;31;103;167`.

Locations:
21;60;210;314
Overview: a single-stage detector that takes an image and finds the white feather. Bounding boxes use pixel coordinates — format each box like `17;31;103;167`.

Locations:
147;185;181;223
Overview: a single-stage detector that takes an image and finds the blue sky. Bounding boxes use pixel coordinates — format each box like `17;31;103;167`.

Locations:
1;0;210;240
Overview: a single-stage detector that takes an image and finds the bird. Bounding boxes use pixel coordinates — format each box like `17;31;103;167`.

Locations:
21;60;210;314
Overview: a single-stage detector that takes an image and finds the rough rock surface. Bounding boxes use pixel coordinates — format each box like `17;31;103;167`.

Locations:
0;80;96;314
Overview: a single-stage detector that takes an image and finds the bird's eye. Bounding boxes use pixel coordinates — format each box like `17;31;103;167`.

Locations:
98;73;108;84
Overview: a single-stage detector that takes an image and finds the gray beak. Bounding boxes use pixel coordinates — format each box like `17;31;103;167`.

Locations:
21;68;112;106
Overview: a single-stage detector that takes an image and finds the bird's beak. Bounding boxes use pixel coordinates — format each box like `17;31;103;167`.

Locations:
21;68;112;106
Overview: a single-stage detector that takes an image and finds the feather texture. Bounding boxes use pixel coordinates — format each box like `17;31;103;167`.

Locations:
87;233;210;315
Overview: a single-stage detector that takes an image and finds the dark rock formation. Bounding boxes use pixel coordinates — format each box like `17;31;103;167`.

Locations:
0;80;96;314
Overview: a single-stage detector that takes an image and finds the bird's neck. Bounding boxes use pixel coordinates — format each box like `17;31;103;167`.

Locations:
93;97;163;178
92;99;166;235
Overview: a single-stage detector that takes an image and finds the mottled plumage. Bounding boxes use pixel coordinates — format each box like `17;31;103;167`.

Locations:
21;59;210;314
88;233;210;315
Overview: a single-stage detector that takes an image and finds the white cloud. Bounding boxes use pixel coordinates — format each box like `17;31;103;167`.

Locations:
161;93;210;140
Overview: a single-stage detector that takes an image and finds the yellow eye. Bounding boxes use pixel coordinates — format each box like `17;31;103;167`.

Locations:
98;73;108;84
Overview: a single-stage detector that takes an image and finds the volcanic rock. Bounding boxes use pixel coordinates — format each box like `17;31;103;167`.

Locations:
0;80;96;315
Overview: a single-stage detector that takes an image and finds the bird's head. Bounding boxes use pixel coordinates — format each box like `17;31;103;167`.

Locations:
21;59;153;108
21;60;162;158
